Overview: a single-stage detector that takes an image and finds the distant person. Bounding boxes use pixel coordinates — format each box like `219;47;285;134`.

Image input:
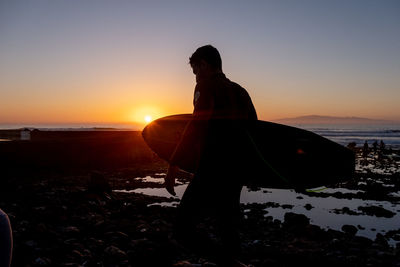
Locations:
165;45;257;266
373;141;378;153
0;209;12;267
347;142;356;151
363;141;369;158
380;140;386;151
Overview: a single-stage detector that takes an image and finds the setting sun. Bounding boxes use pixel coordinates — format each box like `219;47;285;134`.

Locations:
144;115;152;123
129;105;165;126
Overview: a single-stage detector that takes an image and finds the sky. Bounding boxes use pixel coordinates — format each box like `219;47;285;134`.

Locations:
1;0;399;128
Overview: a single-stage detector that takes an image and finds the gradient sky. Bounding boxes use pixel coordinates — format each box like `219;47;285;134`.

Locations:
1;0;399;127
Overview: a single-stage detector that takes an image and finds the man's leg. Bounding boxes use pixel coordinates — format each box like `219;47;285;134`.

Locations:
214;181;243;266
174;173;215;252
174;175;201;242
174;170;233;261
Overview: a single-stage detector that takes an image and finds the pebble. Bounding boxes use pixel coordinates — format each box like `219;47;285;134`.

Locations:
63;226;80;234
304;203;314;210
34;257;51;265
341;225;358;236
104;245;127;259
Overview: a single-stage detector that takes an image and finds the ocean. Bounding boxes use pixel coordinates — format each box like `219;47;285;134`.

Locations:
1;123;400;148
299;124;400;149
0;123;141;131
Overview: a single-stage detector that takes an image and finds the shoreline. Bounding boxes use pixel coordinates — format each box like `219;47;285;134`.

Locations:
1;145;399;266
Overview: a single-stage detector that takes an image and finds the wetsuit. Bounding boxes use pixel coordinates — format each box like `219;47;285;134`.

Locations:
171;73;257;264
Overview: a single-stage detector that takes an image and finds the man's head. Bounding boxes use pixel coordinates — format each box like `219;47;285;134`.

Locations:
189;45;222;82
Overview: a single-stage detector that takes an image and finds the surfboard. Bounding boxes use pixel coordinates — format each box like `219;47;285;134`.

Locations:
142;114;355;189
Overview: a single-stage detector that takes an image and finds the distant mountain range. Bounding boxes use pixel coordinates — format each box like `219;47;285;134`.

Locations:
273;115;397;125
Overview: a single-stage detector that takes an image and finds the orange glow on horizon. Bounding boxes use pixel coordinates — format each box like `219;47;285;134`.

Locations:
130;105;164;125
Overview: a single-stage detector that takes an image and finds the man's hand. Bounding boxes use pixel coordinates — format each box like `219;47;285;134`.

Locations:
165;165;179;196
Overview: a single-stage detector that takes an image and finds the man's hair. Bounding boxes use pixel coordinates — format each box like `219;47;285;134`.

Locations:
189;45;222;70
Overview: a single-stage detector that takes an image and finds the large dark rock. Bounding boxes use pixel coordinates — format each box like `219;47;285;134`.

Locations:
358;205;396;218
341;225;358;236
284;212;310;228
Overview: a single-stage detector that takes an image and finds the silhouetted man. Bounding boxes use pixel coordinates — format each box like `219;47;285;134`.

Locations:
165;45;257;267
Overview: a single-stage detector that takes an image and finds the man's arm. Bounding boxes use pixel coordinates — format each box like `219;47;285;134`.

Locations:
165;165;179;196
165;119;195;196
164;83;214;196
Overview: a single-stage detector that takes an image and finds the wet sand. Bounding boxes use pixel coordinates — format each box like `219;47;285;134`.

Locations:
1;133;400;266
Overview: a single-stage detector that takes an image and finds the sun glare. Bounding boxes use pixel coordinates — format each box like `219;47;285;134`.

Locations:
130;106;163;126
144;115;152;123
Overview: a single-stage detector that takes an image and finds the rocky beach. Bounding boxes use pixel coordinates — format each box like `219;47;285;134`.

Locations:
1;131;400;266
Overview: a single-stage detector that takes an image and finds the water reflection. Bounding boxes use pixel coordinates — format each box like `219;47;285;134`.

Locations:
114;184;186;199
114;180;400;246
241;187;400;243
